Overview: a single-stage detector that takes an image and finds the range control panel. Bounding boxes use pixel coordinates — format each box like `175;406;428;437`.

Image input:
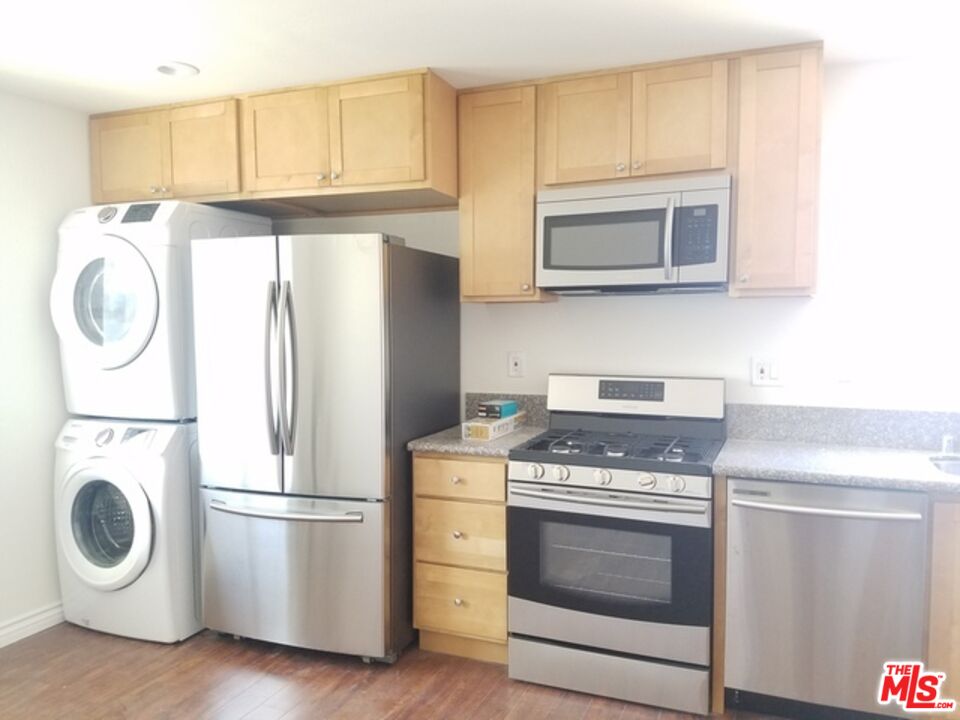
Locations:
598;380;665;402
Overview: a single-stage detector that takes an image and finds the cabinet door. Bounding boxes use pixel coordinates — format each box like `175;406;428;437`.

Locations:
929;500;960;719
631;60;727;176
459;87;537;299
166;99;240;197
733;48;821;294
540;73;631;184
328;74;425;186
91;111;169;203
241;88;330;192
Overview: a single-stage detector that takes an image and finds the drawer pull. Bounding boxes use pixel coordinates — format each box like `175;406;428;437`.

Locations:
453;597;464;607
452;530;464;540
450;476;462;484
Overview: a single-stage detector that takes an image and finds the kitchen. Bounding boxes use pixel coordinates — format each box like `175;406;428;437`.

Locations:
2;2;960;719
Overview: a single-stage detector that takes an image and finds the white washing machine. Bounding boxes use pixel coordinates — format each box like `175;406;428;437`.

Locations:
50;201;270;421
54;418;201;643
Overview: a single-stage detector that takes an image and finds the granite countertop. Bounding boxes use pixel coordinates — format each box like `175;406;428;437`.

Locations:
408;425;545;458
715;439;960;494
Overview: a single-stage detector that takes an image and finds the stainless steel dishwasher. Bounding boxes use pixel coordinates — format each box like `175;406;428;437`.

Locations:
725;478;928;718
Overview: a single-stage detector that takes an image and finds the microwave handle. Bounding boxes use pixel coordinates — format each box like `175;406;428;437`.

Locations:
663;196;676;280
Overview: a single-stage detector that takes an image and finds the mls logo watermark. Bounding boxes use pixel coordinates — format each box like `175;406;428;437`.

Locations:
878;662;956;712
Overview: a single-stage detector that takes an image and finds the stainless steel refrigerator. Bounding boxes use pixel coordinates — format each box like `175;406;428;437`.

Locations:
190;233;459;661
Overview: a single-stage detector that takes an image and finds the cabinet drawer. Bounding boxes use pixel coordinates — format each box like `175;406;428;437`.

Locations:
415;498;505;571
414;562;506;642
414;456;505;502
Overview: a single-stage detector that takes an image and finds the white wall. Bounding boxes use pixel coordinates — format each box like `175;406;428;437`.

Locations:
0;91;89;639
276;59;960;412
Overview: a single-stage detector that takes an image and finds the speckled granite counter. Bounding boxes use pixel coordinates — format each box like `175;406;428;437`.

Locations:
715;439;960;494
407;425;545;458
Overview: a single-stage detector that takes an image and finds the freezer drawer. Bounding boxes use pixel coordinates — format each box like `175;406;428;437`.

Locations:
200;489;387;658
725;479;928;717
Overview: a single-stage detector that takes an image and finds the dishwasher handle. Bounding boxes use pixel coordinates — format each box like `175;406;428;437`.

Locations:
730;498;923;521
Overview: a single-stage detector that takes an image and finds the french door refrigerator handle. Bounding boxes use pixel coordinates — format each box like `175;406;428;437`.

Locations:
264;281;279;455
277;280;298;455
663;196;676;280
209;499;363;523
730;498;923;521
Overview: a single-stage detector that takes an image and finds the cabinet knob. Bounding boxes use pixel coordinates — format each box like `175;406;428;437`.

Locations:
160;186;169;194
149;186;159;194
331;171;340;180
452;530;464;540
632;161;643;170
453;597;464;607
450;476;461;485
616;162;626;172
316;173;326;181
739;274;750;283
521;283;531;292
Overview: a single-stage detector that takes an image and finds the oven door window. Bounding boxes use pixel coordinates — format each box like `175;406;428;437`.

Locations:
542;208;666;271
508;506;711;627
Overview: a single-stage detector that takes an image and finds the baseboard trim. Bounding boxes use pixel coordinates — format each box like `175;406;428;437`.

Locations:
0;602;64;649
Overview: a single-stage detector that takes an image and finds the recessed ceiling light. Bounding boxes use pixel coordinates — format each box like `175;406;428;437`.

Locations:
157;61;200;77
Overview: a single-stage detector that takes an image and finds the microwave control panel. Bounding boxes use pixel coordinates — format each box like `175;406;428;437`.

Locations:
675;205;718;266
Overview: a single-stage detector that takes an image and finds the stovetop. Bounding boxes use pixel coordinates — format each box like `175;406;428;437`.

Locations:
509;428;724;476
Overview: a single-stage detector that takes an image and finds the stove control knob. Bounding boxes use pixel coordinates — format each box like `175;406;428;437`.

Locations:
527;463;545;480
594;469;613;486
552;465;571;482
668;475;687;493
637;472;658;490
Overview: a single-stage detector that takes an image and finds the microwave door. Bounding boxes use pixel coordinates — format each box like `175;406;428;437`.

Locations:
536;193;682;289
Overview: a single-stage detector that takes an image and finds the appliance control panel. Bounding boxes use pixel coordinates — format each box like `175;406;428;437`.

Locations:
675;205;718;266
121;203;160;223
56;420;172;454
507;461;712;499
598;379;664;402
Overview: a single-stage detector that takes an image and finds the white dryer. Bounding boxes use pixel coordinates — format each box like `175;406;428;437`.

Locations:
54;418;201;643
50;201;270;421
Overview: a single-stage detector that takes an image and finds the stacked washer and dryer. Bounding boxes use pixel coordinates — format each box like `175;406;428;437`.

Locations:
50;202;269;642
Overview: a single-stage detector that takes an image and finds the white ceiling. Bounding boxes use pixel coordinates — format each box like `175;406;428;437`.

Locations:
0;0;952;114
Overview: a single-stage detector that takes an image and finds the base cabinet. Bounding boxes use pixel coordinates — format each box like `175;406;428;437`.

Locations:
412;453;507;663
929;499;960;719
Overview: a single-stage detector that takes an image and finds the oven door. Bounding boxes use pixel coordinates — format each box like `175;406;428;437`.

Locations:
536;192;681;289
507;482;712;665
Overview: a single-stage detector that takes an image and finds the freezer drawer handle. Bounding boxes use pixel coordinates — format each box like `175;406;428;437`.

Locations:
209;499;364;523
730;498;922;521
509;486;707;514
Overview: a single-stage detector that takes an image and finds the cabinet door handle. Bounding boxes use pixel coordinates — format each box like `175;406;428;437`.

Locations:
521;283;531;292
632;161;643;170
453;597;464;607
316;173;326;181
450;476;462;485
452;530;464;540
739;274;750;283
331;171;340;180
149;186;159;194
616;162;626;172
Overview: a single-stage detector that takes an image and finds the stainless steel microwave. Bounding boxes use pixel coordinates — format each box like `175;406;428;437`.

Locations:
536;174;730;294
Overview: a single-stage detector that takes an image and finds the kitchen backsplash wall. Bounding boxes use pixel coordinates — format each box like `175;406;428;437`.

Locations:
277;58;960;413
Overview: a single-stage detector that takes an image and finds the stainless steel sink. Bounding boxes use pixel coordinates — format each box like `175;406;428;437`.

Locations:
931;455;960;475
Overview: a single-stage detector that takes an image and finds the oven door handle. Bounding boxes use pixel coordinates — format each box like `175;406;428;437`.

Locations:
508;486;707;514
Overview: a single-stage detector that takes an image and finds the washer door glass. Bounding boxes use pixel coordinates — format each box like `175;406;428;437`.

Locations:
50;234;159;370
72;480;136;568
57;464;153;591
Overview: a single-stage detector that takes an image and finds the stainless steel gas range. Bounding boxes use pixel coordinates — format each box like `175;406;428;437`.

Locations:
506;374;725;716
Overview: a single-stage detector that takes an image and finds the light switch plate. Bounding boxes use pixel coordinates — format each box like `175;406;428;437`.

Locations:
508;351;526;378
751;358;783;386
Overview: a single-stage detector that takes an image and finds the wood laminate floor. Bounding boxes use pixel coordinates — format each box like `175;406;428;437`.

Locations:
0;625;778;720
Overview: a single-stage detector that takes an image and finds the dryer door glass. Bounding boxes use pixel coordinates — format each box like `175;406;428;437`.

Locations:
73;258;140;346
71;480;135;567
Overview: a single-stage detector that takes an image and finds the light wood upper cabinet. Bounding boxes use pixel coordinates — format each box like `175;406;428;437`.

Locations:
459;86;546;302
540;73;632;184
166;99;239;197
92;100;239;203
732;47;821;295
91;111;168;202
241;88;330;192
329;74;425;186
632;60;727;176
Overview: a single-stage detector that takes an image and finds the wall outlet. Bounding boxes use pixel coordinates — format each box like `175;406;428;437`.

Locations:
508;351;526;378
751;358;783;386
